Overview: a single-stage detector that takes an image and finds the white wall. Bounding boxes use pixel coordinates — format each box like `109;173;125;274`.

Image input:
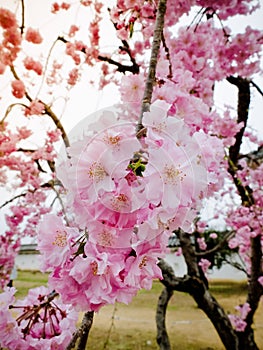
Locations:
15;252;246;280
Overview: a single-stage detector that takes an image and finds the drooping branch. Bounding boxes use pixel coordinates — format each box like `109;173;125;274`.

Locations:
0;179;62;209
43;103;70;147
66;311;94;350
20;0;25;34
9;65;70;148
1;103;28;124
137;0;167;132
102;304;117;349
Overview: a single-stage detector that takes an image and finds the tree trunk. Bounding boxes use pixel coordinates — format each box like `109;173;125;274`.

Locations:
156;286;173;350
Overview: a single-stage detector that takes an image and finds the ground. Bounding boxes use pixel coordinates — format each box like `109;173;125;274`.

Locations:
13;271;263;350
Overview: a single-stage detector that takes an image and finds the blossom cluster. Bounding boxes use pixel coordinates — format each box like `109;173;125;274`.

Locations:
0;236;20;288
227;161;263;272
228;302;251;332
0;286;78;350
36;100;221;311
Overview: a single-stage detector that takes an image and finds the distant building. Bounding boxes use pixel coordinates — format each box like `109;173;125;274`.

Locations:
15;244;41;271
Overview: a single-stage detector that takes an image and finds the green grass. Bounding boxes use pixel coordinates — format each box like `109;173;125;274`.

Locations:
14;270;49;298
9;272;263;350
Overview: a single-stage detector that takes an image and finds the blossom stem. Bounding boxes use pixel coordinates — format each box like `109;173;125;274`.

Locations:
137;0;167;133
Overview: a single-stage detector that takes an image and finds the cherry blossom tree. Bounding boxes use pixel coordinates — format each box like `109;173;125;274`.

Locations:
0;1;262;350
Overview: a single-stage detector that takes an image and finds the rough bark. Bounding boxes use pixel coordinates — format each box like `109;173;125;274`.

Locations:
156;287;173;350
158;258;239;350
227;76;262;350
66;311;94;350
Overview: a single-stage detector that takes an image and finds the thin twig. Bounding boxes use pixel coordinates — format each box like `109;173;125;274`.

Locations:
0;103;28;124
35;38;62;99
195;231;235;257
57;35;140;74
161;33;173;79
9;65;70;148
20;0;25;34
0;192;27;209
103;304;117;349
250;80;263;97
137;0;167;133
97;54;139;74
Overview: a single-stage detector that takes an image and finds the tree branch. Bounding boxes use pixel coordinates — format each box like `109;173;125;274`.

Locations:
156;287;173;350
9;65;70;148
250;80;263;97
66;311;94;350
195;231;235;257
137;0;167;133
227;76;254;206
57;35;140;75
227;76;250;163
239;145;263;169
227;75;262;348
158;259;191;292
97;54;139;74
20;0;25;34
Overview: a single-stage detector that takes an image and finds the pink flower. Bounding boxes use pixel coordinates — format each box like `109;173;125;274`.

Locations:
51;2;60;13
258;276;263;286
0;62;6;74
25;100;45;116
37;214;79;271
0;8;17;29
197;237;207;250
61;2;70;10
198;258;211;273
228;303;251;332
120;74;144;103
69;25;79;37
25;27;43;44
24;57;42;75
11;80;25;99
0;287;78;349
67;68;79;86
228;314;247;332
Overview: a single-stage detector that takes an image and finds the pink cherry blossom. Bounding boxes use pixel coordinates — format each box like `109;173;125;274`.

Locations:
24;57;43;75
25;28;43;44
0;287;78;350
11;80;25;99
0;8;17;29
198;258;211;274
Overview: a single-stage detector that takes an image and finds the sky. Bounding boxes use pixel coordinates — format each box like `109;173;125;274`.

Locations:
0;0;262;136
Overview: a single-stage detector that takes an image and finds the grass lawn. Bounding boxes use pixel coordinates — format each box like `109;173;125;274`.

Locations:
11;270;263;349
